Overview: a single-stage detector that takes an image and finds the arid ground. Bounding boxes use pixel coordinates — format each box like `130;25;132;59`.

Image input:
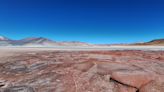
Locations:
0;47;164;92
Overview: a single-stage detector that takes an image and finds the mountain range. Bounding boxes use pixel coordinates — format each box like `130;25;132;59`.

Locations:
133;39;164;46
0;36;91;46
0;36;164;46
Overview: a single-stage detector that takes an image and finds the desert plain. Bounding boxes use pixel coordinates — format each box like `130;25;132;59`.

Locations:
0;46;164;92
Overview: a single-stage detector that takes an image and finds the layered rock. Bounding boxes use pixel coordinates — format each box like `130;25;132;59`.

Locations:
0;50;164;92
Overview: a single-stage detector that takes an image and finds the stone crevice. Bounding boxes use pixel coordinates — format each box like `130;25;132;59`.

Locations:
110;78;139;92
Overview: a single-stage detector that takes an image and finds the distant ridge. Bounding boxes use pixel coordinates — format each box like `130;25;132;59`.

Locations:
0;36;10;41
0;35;164;46
133;39;164;46
0;36;90;46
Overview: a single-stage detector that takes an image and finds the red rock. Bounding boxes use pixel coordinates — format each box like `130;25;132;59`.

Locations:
0;50;164;92
115;83;137;92
111;69;155;88
140;76;164;92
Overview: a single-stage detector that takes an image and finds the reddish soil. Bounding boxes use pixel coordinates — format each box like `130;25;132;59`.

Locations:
0;50;164;92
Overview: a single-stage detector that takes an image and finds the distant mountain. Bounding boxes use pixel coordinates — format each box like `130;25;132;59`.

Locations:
0;36;10;41
0;36;12;46
133;39;164;46
0;36;90;46
96;39;164;46
58;41;91;46
11;37;57;46
0;36;164;46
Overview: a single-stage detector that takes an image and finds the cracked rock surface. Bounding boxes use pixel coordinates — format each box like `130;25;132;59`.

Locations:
0;50;164;92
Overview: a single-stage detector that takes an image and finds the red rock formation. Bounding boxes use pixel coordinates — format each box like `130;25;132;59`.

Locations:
0;50;163;92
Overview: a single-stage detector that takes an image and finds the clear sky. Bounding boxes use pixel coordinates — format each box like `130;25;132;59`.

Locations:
0;0;164;44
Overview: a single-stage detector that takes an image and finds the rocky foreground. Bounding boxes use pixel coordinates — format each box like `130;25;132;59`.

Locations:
0;50;164;92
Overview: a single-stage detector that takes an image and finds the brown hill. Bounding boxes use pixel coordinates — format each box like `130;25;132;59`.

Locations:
133;39;164;46
0;36;90;46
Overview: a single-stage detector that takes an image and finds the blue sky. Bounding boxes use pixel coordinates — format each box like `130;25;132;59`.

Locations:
0;0;164;44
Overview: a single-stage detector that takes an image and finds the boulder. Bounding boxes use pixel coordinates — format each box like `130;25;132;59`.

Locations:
111;69;155;88
140;76;164;92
